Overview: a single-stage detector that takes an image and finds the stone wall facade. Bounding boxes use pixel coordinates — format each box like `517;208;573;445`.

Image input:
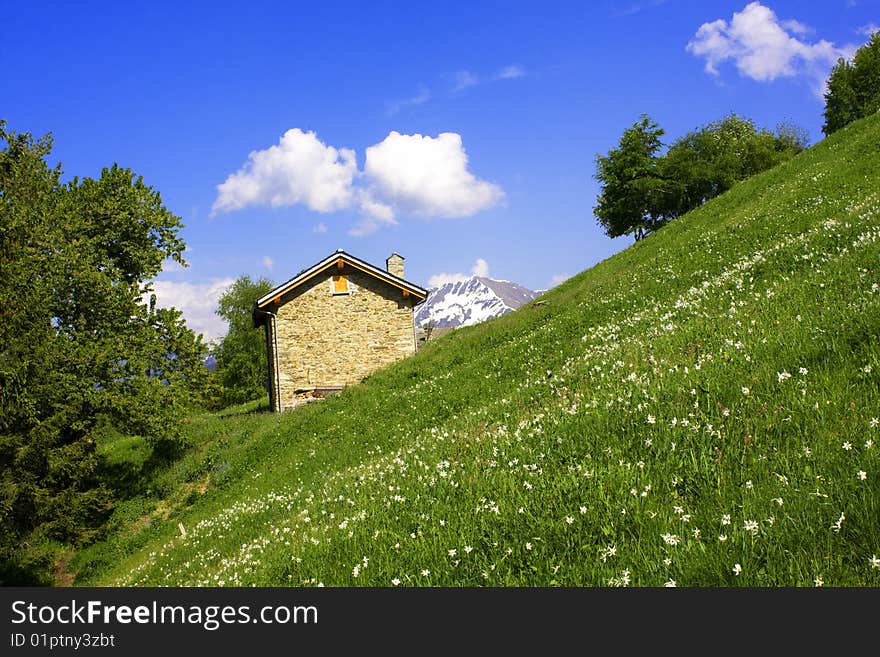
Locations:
266;264;418;411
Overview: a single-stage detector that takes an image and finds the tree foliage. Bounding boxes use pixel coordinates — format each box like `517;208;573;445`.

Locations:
213;275;275;406
594;114;808;240
0;122;207;580
823;30;880;136
660;114;807;219
593;115;668;240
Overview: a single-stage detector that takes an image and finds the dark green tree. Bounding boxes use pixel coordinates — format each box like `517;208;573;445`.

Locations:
213;275;275;406
0;122;207;581
593;115;668;240
823;30;880;136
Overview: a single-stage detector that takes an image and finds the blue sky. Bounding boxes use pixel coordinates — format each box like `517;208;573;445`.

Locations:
4;1;878;341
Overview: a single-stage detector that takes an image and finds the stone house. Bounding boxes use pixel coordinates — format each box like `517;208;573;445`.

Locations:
252;249;428;411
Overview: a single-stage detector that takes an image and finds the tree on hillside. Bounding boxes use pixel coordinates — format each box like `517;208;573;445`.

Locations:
0;121;207;582
660;114;807;218
823;30;880;136
213;275;275;406
594;114;807;241
593;114;668;240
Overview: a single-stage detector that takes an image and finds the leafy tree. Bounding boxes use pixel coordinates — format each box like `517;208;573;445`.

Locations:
660;114;807;218
593;115;668;240
213;275;275;406
594;114;807;240
0;122;207;581
823;30;880;136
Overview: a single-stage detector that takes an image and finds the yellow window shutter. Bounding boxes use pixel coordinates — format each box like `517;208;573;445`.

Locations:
333;275;348;294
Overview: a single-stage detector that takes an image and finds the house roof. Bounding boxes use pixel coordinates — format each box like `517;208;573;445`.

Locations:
253;249;428;326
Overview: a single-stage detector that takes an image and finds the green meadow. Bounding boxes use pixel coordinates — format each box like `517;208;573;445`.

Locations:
74;113;880;587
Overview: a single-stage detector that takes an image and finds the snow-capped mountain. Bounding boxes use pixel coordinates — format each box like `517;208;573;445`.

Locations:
414;276;539;329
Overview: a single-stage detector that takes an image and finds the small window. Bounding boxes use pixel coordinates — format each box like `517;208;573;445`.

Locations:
332;275;349;295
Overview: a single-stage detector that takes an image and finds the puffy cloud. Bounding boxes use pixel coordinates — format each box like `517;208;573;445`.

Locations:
363;132;503;219
211;129;357;216
427;271;467;288
472;258;490;278
427;258;490;288
149;278;235;344
261;255;274;270
858;23;879;37
347;190;398;237
213;129;502;234
686;2;855;90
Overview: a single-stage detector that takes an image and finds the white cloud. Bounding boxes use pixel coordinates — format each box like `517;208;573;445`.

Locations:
261;255;274;270
211;128;357;216
363;132;503;219
472;258;490;278
781;19;810;36
213;130;502;234
149;278;236;344
451;70;479;92
550;273;571;287
160;258;185;273
356;189;396;223
497;65;525;79
686;2;856;94
385;86;431;117
858;23;879;37
427;258;489;288
427;271;467;288
312;222;328;234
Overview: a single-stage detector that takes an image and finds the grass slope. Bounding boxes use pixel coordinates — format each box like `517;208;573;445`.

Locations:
76;114;880;587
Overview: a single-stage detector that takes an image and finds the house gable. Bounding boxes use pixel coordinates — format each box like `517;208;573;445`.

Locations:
255;250;426;411
254;249;426;326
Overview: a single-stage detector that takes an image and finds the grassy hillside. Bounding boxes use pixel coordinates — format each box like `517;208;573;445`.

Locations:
75;114;880;587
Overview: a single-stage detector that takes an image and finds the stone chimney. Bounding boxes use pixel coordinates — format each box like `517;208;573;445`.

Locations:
386;252;405;279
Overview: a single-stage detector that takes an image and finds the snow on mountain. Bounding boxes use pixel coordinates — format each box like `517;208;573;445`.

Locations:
414;276;539;329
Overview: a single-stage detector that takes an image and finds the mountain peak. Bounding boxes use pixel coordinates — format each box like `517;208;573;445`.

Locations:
415;275;538;329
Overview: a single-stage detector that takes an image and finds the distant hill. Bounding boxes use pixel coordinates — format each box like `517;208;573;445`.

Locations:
414;276;538;328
